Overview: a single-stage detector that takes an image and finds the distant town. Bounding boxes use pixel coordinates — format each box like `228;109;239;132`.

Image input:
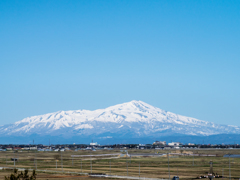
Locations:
0;141;239;152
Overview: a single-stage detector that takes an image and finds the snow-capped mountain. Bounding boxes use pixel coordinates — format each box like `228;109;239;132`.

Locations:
0;100;239;142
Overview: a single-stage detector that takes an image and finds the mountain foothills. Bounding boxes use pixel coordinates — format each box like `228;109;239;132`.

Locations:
0;100;239;144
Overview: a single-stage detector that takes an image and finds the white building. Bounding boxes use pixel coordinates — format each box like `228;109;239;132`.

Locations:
90;142;99;146
168;142;182;147
30;147;37;150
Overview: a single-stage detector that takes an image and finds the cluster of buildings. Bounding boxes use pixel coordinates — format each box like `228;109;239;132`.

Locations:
0;141;239;151
0;142;103;152
152;141;183;149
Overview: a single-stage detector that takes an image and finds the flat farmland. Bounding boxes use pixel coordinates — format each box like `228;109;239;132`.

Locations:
0;169;105;180
0;149;240;180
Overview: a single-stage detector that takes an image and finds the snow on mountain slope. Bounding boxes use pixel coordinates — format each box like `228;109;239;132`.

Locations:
0;100;239;137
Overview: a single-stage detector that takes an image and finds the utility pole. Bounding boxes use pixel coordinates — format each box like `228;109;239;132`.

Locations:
14;151;15;167
61;151;63;172
126;152;128;176
229;155;231;180
109;160;111;175
192;154;194;166
6;156;7;166
91;151;92;173
34;150;37;169
34;150;36;169
81;159;82;172
209;161;213;174
56;160;57;169
168;153;170;180
139;163;140;179
222;168;224;180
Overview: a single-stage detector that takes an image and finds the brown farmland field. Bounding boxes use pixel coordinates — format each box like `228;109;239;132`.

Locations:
0;148;239;180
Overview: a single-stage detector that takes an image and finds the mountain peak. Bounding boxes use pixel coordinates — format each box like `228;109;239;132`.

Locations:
122;100;154;109
128;100;148;106
0;101;240;140
129;100;143;103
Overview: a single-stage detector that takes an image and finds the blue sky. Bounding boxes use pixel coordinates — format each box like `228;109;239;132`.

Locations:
0;0;240;126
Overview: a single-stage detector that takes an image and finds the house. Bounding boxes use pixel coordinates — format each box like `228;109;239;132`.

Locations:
138;144;146;149
90;142;100;146
168;142;182;147
45;148;53;151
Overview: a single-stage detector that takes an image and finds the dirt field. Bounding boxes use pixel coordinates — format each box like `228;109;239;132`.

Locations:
0;149;240;180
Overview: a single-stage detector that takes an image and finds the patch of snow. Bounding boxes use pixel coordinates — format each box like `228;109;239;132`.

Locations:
75;124;94;129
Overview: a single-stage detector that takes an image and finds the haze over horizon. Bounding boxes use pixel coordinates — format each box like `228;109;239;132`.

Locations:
1;0;240;126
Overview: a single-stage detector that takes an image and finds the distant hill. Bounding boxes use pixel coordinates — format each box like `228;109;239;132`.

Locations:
0;100;239;144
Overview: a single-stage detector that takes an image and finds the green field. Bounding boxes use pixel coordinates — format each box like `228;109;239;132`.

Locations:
0;149;239;180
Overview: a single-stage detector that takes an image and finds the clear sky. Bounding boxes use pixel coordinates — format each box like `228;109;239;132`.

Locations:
0;0;240;126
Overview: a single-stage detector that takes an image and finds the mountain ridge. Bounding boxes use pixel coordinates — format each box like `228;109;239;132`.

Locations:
0;100;239;142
